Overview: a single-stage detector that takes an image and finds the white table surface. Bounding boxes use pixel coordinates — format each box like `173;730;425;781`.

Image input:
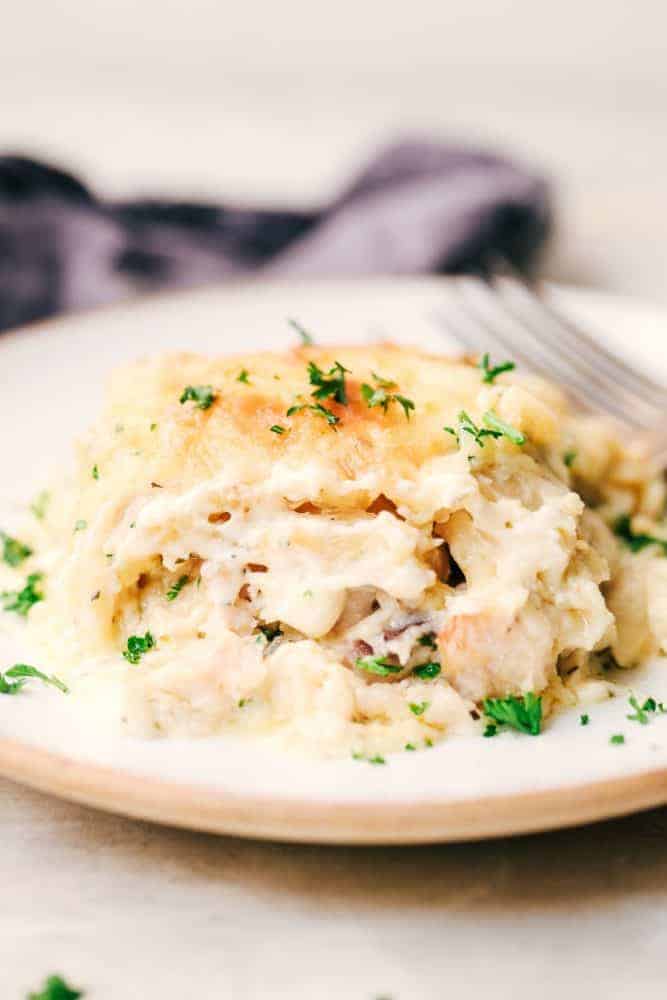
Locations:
3;1;667;995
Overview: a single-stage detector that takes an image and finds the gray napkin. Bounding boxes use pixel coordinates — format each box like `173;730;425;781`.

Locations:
0;138;550;332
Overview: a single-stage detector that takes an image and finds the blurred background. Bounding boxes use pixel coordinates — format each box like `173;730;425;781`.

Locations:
2;0;666;310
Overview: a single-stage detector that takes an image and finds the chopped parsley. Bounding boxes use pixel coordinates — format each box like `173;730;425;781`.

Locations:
580;713;590;726
74;519;87;532
413;661;441;680
92;464;100;480
563;450;577;468
166;575;189;601
30;490;50;520
0;663;68;695
179;384;217;410
1;531;32;567
444;409;525;448
286;402;340;426
417;633;437;649
1;572;44;617
483;723;498;738
27;974;83;1000
613;514;667;555
308;360;350;404
483;692;542;735
610;733;625;745
270;424;286;435
627;694;667;723
355;655;402;677
352;751;387;765
288;317;315;346
478;353;516;384
405;743;417;751
360;372;415;420
257;623;283;642
122;631;155;664
409;701;429;717
237;369;250;384
238;698;250;708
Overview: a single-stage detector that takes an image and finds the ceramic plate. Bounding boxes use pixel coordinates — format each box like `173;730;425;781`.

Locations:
2;277;667;844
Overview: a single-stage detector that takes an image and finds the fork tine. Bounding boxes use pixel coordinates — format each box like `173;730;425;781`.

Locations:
453;277;661;428
494;275;667;411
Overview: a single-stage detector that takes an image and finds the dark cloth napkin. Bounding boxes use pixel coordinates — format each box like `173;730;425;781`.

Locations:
0;138;550;333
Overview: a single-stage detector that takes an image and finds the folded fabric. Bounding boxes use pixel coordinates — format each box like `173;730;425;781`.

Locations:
0;138;550;332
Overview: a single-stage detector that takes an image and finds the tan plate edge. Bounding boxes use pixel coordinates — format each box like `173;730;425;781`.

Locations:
1;735;666;844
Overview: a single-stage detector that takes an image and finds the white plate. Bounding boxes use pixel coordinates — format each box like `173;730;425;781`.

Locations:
1;276;667;844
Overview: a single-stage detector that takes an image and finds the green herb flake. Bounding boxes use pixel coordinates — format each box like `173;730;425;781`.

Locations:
166;575;189;601
483;723;498;738
30;490;50;520
417;633;437;649
404;743;417;751
91;464;100;480
483;692;542;735
613;514;667;555
409;701;429;717
627;694;650;725
286;401;339;426
307;360;350;405
479;352;516;384
237;369;250;384
27;974;83;1000
360;372;415;420
445;409;525;448
179;384;217;410
355;655;402;677
580;713;590;726
610;733;625;745
1;531;32;567
122;631;155;664
238;698;250;708
288;317;315;346
368;754;386;765
74;519;87;532
270;424;286;435
482;410;526;445
257;623;283;642
563;450;577;468
0;663;68;696
150;422;158;432
413;661;441;680
1;572;44;617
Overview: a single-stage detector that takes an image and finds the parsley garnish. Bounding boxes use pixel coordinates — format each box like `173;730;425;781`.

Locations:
478;353;515;384
74;519;87;532
0;663;68;695
288;317;315;346
237;369;250;384
405;743;416;751
355;655;402;677
413;661;441;680
360;372;415;420
166;575;189;601
613;514;667;555
627;694;666;723
257;623;283;642
417;633;437;649
610;733;625;745
122;632;155;664
409;701;429;716
30;490;50;520
1;531;32;567
483;693;542;735
28;974;83;1000
352;751;387;765
483;723;498;738
444;410;525;448
580;713;590;726
270;424;286;435
91;464;100;480
1;572;44;616
308;360;350;404
286;402;339;426
563;450;577;468
179;385;217;410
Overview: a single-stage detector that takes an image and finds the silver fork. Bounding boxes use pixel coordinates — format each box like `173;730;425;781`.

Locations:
436;274;667;464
